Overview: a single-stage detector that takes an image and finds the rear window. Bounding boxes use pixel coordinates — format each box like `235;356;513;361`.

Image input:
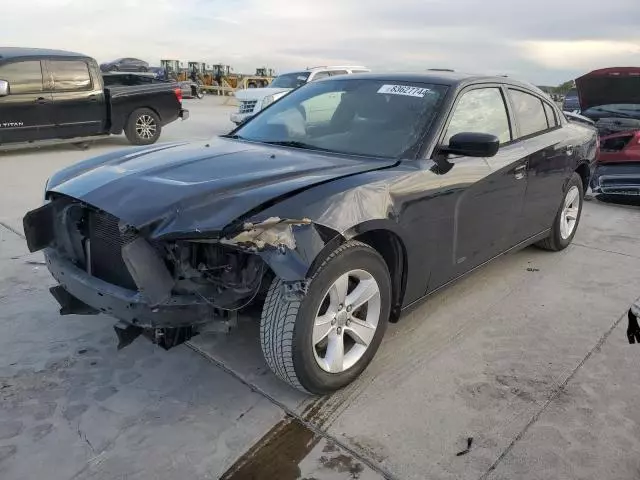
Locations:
270;72;310;89
543;102;559;127
509;89;549;137
49;60;92;91
0;61;43;94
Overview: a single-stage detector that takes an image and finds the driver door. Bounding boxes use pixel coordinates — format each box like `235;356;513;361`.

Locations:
427;86;528;290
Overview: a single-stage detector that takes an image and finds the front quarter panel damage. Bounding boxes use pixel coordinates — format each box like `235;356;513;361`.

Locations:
219;217;338;282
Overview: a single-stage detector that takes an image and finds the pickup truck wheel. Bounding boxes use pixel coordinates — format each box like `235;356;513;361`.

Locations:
536;172;584;251
260;241;391;394
125;108;162;146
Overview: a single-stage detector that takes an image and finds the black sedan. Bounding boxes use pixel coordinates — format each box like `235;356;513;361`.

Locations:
99;57;149;72
23;72;598;394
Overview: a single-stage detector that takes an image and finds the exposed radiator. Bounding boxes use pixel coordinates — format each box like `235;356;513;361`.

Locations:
88;210;138;290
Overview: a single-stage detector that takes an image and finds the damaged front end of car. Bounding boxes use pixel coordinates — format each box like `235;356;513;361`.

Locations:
23;194;329;350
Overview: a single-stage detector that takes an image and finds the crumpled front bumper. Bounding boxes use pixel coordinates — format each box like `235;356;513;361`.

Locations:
590;162;640;196
44;247;216;329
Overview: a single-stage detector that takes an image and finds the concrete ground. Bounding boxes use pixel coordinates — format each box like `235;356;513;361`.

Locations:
1;96;639;480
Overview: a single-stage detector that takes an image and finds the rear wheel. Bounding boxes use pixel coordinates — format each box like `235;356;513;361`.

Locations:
536;172;583;251
124;108;162;146
260;241;391;394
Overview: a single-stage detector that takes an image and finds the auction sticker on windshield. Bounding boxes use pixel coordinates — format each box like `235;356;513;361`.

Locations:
377;84;431;97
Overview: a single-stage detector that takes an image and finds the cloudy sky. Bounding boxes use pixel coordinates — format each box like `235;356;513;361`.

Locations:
2;0;639;85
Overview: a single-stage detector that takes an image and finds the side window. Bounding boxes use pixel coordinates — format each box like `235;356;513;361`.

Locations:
543;102;558;128
310;71;331;81
509;89;549;137
328;70;348;76
0;61;43;94
49;61;91;91
444;88;511;144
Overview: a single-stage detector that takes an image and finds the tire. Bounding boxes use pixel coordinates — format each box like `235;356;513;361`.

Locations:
139;66;148;72
536;172;584;251
124;108;162;146
109;65;119;72
260;240;391;394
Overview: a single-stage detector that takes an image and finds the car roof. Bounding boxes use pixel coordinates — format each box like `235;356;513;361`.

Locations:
338;71;542;92
306;65;369;71
0;47;89;61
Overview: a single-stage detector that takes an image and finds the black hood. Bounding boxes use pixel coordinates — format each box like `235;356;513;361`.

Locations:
48;139;396;239
576;67;640;111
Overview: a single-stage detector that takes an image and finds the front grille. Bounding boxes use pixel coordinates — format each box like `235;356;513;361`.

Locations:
239;100;258;114
88;210;138;290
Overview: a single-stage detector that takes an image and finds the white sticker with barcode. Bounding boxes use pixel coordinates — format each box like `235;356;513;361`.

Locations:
377;84;431;97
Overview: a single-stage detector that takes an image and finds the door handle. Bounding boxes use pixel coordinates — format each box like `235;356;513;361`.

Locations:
88;95;98;102
35;97;48;104
514;164;526;180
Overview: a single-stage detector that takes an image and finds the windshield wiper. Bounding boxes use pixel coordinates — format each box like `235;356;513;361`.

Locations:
220;134;245;139
261;140;336;153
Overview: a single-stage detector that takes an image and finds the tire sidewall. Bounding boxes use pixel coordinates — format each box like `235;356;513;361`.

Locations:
553;173;584;249
292;246;391;394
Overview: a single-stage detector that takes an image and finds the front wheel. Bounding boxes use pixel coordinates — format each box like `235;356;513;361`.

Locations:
124;108;162;146
536;172;584;251
260;241;391;394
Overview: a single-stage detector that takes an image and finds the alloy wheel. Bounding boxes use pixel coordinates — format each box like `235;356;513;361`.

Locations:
135;114;157;140
560;185;580;240
312;269;381;373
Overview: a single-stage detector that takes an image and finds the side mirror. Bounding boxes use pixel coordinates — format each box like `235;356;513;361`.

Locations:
442;132;500;158
0;80;8;97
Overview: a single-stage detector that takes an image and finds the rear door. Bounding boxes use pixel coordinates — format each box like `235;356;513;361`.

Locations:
0;59;54;143
507;89;572;241
46;59;106;139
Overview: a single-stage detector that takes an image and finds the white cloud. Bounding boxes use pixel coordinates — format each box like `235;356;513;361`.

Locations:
520;40;640;70
1;0;639;84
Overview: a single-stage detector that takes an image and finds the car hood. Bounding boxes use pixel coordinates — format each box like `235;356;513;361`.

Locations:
47;139;396;239
235;87;291;101
576;67;640;111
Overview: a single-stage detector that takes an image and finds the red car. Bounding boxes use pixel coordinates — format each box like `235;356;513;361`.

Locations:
578;67;640;196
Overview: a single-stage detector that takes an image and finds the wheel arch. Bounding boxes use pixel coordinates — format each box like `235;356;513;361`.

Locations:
575;161;591;190
126;106;162;128
351;228;407;322
254;219;408;323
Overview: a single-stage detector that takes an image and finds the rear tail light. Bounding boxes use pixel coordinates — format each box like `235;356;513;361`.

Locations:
174;87;182;104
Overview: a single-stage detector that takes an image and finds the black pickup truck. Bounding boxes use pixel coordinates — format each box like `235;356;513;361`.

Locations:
0;48;188;147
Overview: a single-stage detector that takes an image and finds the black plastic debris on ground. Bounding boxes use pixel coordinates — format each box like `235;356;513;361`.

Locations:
456;437;473;456
627;305;640;344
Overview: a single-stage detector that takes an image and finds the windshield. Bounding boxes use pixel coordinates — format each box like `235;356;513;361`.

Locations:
582;103;640;119
270;72;310;89
234;79;448;158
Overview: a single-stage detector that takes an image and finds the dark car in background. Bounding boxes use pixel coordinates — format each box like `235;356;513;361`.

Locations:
100;57;149;72
24;72;597;394
0;48;188;147
562;88;580;111
578;67;640;197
